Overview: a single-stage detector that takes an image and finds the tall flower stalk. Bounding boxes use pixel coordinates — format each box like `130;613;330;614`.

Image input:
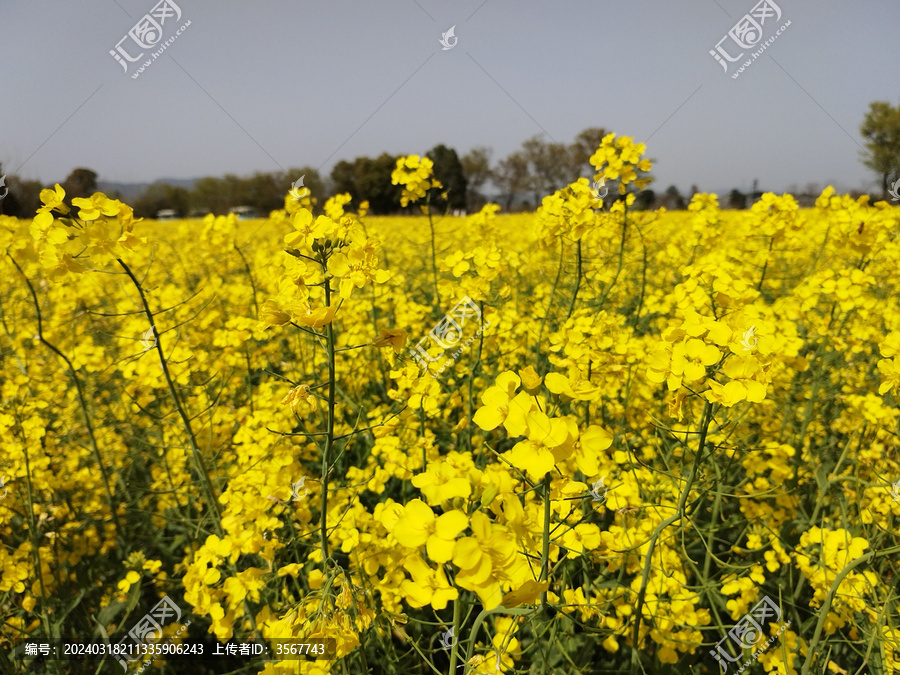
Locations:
262;196;392;567
391;154;443;309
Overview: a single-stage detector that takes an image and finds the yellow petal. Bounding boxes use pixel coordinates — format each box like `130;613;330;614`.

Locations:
518;366;543;394
259;300;291;327
400;580;432;608
426;536;457;563
473;405;504;431
452;537;483;570
435;510;468;539
501;580;549;607
544;372;572;396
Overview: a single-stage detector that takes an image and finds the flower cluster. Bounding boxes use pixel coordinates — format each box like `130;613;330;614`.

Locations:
589;133;653;194
28;185;144;278
391;155;442;207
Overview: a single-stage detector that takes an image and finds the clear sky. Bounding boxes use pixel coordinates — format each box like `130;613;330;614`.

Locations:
2;0;898;196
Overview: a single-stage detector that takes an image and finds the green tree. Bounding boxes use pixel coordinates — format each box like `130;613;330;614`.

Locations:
243;172;284;215
133;183;191;218
191;176;230;215
662;185;686;210
330;160;356;197
0;164;42;217
356;153;401;214
494;151;530;211
568;126;608;180
61;168;98;199
222;174;249;210
461;146;493;212
329;154;401;214
859;100;900;200
426;144;467;212
728;189;747;210
634;189;656;211
522;135;571;204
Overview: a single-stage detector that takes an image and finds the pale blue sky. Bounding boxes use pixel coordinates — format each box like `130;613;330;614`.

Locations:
2;0;898;196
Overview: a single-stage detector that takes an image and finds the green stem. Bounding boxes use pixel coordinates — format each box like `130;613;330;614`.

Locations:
702;459;724;583
19;428;52;640
565;239;582;320
800;552;874;675
462;606;533;674
234;242;258;315
117;258;223;534
427;195;439;308
791;343;828;491
466;300;487;455
630;400;712;666
636;236;647;323
420;408;427;473
757;235;775;292
448;595;462;674
597;208;628;309
9;255;122;541
584;361;592;427
806;224;831;277
537;238;565;357
540;473;552;610
320;254;337;565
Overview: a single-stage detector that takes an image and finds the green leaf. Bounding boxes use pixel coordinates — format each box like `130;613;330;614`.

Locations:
96;599;128;628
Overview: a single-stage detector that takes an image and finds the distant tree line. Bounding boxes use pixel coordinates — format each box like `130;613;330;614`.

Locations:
130;169;327;219
0;156;805;221
0;167;102;219
3;103;899;218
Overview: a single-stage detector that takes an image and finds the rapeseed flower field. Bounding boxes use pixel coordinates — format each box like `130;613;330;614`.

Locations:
1;135;899;674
